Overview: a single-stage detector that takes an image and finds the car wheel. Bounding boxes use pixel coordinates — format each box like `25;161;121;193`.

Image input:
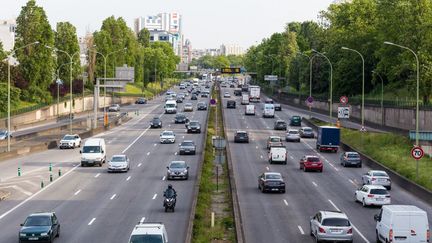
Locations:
362;198;367;207
81;163;85;167
78;142;81;147
99;162;102;167
358;163;362;168
320;169;323;173
376;230;381;243
56;226;60;237
303;166;307;172
387;186;391;190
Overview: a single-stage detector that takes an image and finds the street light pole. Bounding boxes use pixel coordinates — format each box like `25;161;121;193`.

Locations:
312;49;334;121
342;47;365;130
56;62;73;117
372;71;384;125
6;41;39;152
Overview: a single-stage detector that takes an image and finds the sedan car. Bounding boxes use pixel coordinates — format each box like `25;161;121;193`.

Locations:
19;212;60;243
355;185;391;207
150;117;162;128
187;121;201;133
197;102;207;110
107;154;130;172
234;131;249;143
59;134;81;149
135;97;147;104
176;96;183;103
179;140;197;155
227;100;236;109
223;92;231;98
166;161;189;180
362;170;391;190
174;113;189;124
310;211;353;243
274;103;282;111
299;155;323;172
274;120;287;130
267;136;283;149
160;130;176;144
289;115;302;126
286;129;301;142
299;127;314;138
340;152;362;167
234;89;242;96
108;104;120;112
184;103;194;112
191;94;198;100
0;130;12;140
258;172;285;193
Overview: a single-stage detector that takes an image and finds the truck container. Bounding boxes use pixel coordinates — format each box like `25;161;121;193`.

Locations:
249;85;260;102
316;126;340;152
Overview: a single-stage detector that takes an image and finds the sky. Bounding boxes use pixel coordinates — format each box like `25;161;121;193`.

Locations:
1;0;335;50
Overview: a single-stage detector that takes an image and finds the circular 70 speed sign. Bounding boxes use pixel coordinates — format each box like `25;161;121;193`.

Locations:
411;146;424;160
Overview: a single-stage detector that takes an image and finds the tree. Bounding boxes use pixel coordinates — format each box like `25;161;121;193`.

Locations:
0;42;5;60
15;0;55;103
226;55;244;67
137;28;150;48
55;22;81;88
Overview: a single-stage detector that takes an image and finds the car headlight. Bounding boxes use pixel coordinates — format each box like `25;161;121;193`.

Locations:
20;233;26;237
40;233;48;236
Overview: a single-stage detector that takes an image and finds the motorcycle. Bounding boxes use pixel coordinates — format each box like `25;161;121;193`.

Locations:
164;196;176;212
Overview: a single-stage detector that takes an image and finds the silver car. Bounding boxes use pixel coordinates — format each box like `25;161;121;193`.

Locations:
108;104;120;112
107;155;130;173
166;161;189;180
184;103;194;112
362;170;392;190
160;130;176;144
310;211;353;242
286;129;301;142
340;152;362;167
299;127;314;138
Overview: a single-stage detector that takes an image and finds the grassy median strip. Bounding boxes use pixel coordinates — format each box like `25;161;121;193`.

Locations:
311;118;432;191
192;87;236;243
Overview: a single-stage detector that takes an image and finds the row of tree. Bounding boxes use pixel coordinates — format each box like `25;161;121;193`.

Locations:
244;0;432;103
0;0;179;112
190;55;244;70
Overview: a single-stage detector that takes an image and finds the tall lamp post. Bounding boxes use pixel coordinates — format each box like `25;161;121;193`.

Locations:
372;71;384;125
342;47;366;131
312;49;334;121
6;41;39;152
56;62;74;117
297;52;317;116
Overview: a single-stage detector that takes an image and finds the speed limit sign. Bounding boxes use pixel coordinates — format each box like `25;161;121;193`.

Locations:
411;146;424;160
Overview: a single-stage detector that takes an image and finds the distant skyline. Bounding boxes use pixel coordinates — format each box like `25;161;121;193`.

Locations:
1;0;335;50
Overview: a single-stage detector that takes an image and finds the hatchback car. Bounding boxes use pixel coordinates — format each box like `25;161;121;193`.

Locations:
310;211;353;243
176;96;183;103
290;115;302;126
174;113;189;124
267;136;283;149
150;117;162;128
274;120;287;130
107;154;130;172
187;121;201;133
184;103;194;112
179;140;197;155
191;94;198;100
108;104;120;112
234;131;249;143
160;130;176;144
340;152;362;167
166;161;189;180
274;103;282;111
197;102;207;110
19;212;60;243
224;92;231;98
258;172;285;193
227;100;236;109
362;170;392;190
299;155;323;172
286;129;301;142
135;97;147;104
355;185;391;207
0;130;12;140
299;127;314;138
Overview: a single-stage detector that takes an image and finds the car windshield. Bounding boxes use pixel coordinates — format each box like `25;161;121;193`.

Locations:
289;131;299;135
63;135;75;140
111;156;126;162
270;137;281;142
170;162;185;168
277;121;285;125
166;104;175;108
181;142;194;146
303;128;312;132
189;122;199;126
372;171;388;177
370;189;388;195
0;131;6;135
82;146;100;153
24;216;52;226
292;116;300;120
266;174;281;180
322;218;350;227
162;132;174;136
237;132;247;136
130;234;163;243
152;118;160;122
347;153;360;158
307;157;320;162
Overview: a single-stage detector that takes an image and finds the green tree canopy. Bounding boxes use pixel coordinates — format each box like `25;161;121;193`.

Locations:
55;22;81;85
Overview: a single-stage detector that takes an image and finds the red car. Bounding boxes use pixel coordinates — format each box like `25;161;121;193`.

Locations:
299;155;323;172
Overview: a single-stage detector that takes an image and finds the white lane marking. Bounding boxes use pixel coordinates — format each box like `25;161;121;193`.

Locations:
255;146;258;149
0;165;79;220
312;181;318;187
162;176;166;181
283;199;289;206
297;225;305;235
348;179;355;185
138;163;142;167
74;189;81;196
122;125;152;153
94;173;100;178
168;124;171;127
0;186;32;196
328;199;340;211
88;218;96;226
147;152;150;156
182;136;185;139
126;176;131;181
154;143;157;147
289;155;294;160
260;155;263;159
246;126;249;129
334;167;340;172
152;194;157;200
140;217;146;223
266;166;269;171
110;194;116;200
174;152;178;155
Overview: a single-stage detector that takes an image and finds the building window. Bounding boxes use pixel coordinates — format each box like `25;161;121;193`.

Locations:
173;20;178;24
150;36;154;41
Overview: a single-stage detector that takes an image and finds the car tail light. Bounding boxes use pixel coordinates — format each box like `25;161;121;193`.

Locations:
386;195;391;198
367;194;374;198
347;228;353;234
389;229;393;242
371;178;376;181
318;227;326;233
427;229;430;242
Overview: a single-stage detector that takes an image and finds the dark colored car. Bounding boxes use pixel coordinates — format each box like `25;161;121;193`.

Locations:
135;97;147;104
274;103;282;111
227;100;236;109
229;84;235;88
197;102;208;110
176;96;183;103
19;212;60;243
179;140;196;155
191;94;198;100
150;117;162;128
234;131;249;143
174;113;189;124
187;121;201;133
258;172;285;193
166;161;189;180
234;89;242;96
340;152;362;167
201;92;209;98
290;115;302;126
274;120;287;130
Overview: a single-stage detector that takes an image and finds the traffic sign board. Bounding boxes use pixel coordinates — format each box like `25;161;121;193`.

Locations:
340;96;348;105
306;96;314;103
264;75;278;81
338;106;350;119
210;99;217;105
411;146;424;160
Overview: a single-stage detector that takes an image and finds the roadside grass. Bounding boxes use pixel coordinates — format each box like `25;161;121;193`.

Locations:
120;79;180;98
311;118;432;191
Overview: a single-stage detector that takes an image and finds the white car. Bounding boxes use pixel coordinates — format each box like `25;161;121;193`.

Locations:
224;92;231;98
184;103;194;112
59;134;81;149
107;154;130;173
108;104;120;112
355;185;391;207
160;130;176;144
362;170;392;190
129;223;169;243
0;130;12;140
245;105;255;115
286;129;301;142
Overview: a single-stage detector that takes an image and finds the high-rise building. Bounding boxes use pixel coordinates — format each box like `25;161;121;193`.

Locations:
220;44;244;56
181;39;192;64
0;19;16;51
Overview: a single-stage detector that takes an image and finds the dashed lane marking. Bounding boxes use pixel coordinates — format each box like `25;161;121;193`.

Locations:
162;176;166;181
152;194;157;200
312;181;318;187
138;163;142;167
88;218;96;226
283;199;289;206
126;176;131;181
297;225;305;235
110;194;116;200
74;189;81;196
147;152;150;156
140;217;145;223
94;173;100;178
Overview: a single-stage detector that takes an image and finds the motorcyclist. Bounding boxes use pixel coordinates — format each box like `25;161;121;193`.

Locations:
164;184;177;199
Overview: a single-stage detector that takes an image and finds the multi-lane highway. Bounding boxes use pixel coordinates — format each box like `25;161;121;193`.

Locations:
0;85;209;243
221;86;432;243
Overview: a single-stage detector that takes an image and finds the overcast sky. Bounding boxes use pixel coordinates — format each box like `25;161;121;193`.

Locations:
1;0;335;49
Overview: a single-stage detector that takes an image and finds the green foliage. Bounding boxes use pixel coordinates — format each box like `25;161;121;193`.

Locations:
190;54;242;70
0;42;5;60
0;85;21;113
137;28;150;47
55;22;81;84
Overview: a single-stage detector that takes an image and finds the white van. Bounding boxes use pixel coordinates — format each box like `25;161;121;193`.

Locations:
129;223;168;243
268;146;287;164
80;138;106;167
245;105;255;115
165;100;177;114
263;104;275;118
241;94;250;105
375;205;430;243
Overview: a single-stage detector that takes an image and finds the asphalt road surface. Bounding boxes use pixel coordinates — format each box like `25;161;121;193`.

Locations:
221;87;432;243
0;85;209;243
